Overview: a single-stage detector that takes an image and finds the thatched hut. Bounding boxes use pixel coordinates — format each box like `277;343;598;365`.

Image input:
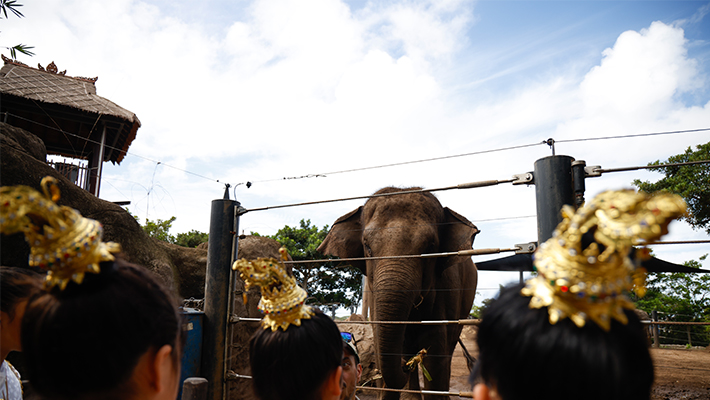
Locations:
0;55;140;197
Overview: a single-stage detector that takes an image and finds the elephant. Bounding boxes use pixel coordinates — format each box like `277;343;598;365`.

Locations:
318;187;479;400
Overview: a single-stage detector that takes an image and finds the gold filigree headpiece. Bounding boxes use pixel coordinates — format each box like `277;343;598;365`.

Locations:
521;189;686;331
0;177;121;290
232;247;314;331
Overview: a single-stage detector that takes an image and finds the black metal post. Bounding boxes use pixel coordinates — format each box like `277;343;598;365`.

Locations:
534;155;575;244
571;160;587;207
224;201;242;389
202;199;236;400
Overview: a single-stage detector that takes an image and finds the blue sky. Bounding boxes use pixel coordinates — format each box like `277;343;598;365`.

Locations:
4;0;710;306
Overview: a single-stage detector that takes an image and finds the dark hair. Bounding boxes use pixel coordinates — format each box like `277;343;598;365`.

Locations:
472;282;654;400
249;309;343;400
0;266;42;320
21;257;182;400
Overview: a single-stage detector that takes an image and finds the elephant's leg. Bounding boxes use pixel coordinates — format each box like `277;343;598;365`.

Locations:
401;370;422;400
417;325;452;398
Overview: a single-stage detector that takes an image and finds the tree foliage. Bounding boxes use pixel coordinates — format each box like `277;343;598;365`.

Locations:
142;216;177;243
259;219;363;316
175;230;209;248
632;257;710;346
633;141;710;234
125;209;208;248
1;0;35;59
631;142;710;345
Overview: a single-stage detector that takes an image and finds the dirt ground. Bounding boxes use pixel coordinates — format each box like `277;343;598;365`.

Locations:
363;325;710;399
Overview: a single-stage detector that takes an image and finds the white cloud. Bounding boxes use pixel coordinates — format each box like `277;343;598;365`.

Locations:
580;21;700;119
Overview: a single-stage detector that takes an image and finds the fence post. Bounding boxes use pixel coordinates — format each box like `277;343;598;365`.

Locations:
533;155;575;244
687;325;692;347
202;195;237;400
183;377;209;400
652;310;659;348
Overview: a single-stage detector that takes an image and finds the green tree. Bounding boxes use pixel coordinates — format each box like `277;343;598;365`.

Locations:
175;230;209;248
469;296;495;319
125;208;209;247
632;257;710;346
630;142;710;345
1;0;35;59
142;216;177;243
633;142;710;234
261;219;364;316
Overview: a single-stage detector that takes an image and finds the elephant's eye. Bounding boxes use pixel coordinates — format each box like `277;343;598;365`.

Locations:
363;239;373;257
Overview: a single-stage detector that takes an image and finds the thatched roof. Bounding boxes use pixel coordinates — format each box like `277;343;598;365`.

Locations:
0;55;140;164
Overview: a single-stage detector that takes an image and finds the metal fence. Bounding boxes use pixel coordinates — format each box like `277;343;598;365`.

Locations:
48;158;89;190
195;152;710;400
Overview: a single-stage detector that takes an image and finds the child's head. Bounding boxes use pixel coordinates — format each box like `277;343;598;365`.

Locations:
473;282;653;400
234;250;343;400
0;266;42;356
1;177;183;400
471;189;686;400
22;258;183;400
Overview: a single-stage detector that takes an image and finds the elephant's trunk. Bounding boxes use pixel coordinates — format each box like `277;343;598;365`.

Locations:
371;260;422;389
376;321;409;389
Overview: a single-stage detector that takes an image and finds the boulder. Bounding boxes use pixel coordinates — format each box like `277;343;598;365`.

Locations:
0;122;196;295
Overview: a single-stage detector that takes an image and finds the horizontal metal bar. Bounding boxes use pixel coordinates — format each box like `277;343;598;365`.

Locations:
286;247;519;265
231;315;482;326
644;239;710;246
357;386;473;398
244;178;519;213
336;319;481;326
595;159;710;174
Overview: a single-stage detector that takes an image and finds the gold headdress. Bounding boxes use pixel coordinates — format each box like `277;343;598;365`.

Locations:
0;176;121;290
232;247;314;331
521;189;686;331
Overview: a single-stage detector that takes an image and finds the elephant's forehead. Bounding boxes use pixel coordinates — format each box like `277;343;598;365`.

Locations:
363;194;444;220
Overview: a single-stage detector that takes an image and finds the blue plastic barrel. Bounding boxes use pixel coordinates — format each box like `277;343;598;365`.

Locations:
179;308;205;400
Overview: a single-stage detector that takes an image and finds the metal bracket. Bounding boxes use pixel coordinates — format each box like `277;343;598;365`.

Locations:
584;165;602;177
512;172;534;185
226;370;252;381
236;206;248;216
515;242;537;254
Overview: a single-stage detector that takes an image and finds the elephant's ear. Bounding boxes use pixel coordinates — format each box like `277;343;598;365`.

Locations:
317;206;366;274
439;207;480;268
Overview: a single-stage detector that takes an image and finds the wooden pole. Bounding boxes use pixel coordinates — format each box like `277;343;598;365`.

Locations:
652;311;660;348
182;377;209;400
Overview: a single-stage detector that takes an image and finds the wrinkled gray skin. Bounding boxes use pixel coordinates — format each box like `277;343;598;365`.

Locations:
318;187;479;400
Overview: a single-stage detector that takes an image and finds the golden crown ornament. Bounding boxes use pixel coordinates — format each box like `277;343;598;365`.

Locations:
0;176;121;290
233;247;314;331
521;189;686;331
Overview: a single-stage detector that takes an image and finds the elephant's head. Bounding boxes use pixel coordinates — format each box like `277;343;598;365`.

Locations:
318;187;479;393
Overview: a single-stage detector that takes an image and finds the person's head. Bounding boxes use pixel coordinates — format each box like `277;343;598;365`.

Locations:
472;282;653;400
340;332;362;400
470;189;687;400
0;266;42;358
21;258;183;400
249;309;343;400
1;177;183;400
235;250;343;400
